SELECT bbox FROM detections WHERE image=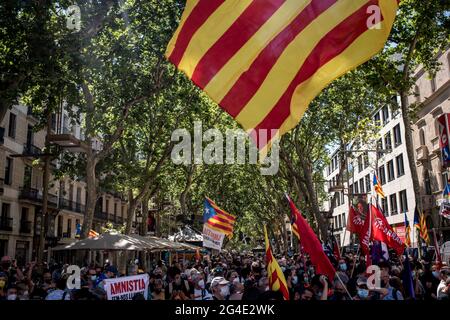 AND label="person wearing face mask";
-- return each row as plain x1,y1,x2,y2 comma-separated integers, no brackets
353,276,372,300
6,285,18,301
210,276,230,300
166,271,193,299
229,277,244,300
